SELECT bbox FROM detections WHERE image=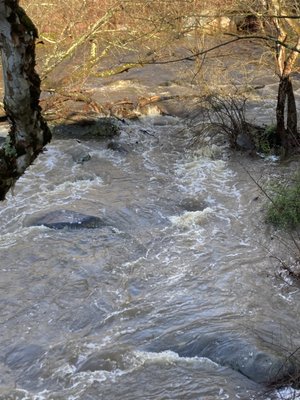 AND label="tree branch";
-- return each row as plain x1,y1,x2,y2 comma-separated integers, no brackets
129,32,300,68
41,5,120,78
144,37,242,65
224,32,300,53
